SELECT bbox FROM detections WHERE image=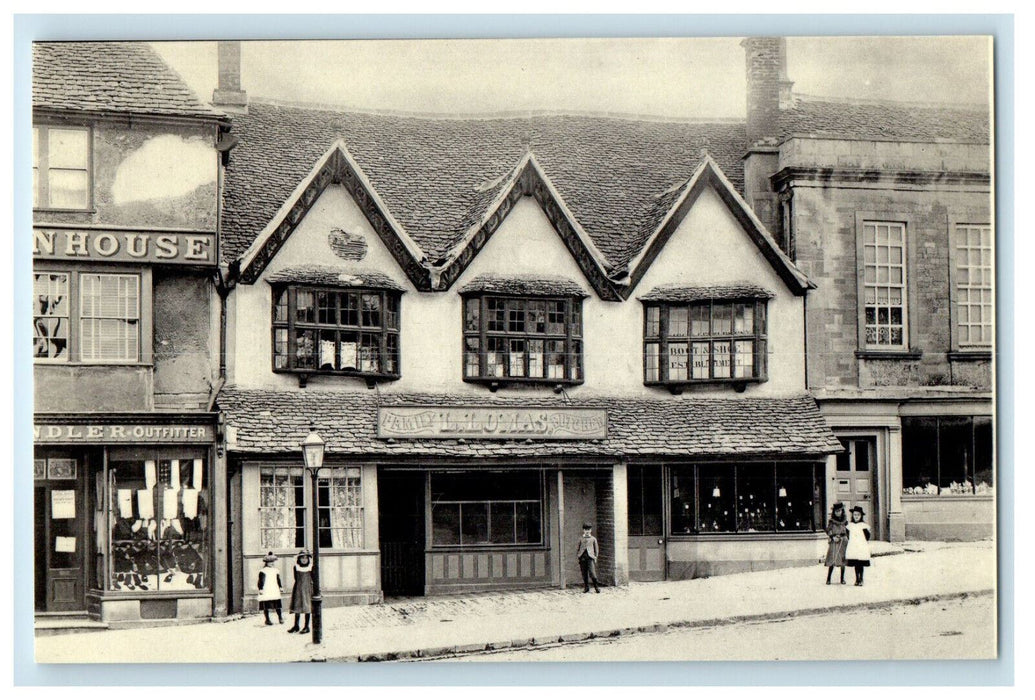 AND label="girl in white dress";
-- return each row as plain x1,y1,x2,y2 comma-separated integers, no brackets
845,505,872,586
